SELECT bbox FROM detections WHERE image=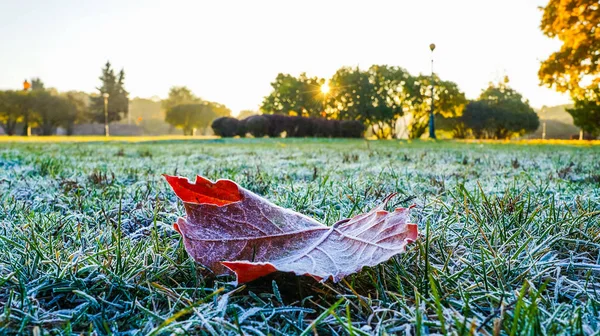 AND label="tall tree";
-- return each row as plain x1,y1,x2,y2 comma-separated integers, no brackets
261,73,325,117
89,61,129,123
539,0,600,135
